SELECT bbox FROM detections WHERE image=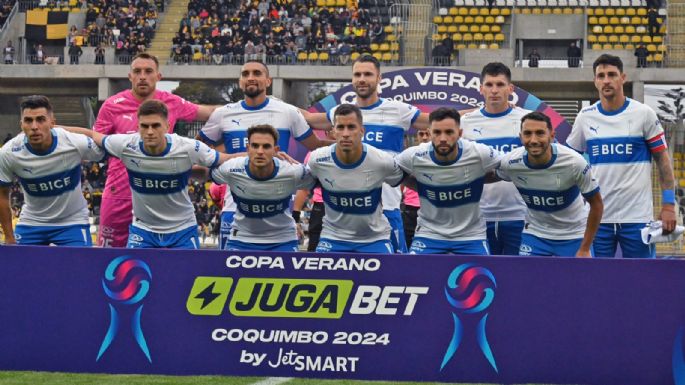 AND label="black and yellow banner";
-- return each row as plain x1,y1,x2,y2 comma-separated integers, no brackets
25,10,68,40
